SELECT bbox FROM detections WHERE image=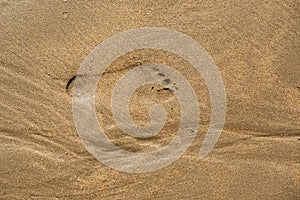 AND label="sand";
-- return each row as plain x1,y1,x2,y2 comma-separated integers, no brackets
0,0,299,199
